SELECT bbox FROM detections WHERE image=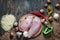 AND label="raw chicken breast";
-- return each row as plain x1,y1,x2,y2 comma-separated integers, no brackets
28,17,41,38
19,16,33,31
